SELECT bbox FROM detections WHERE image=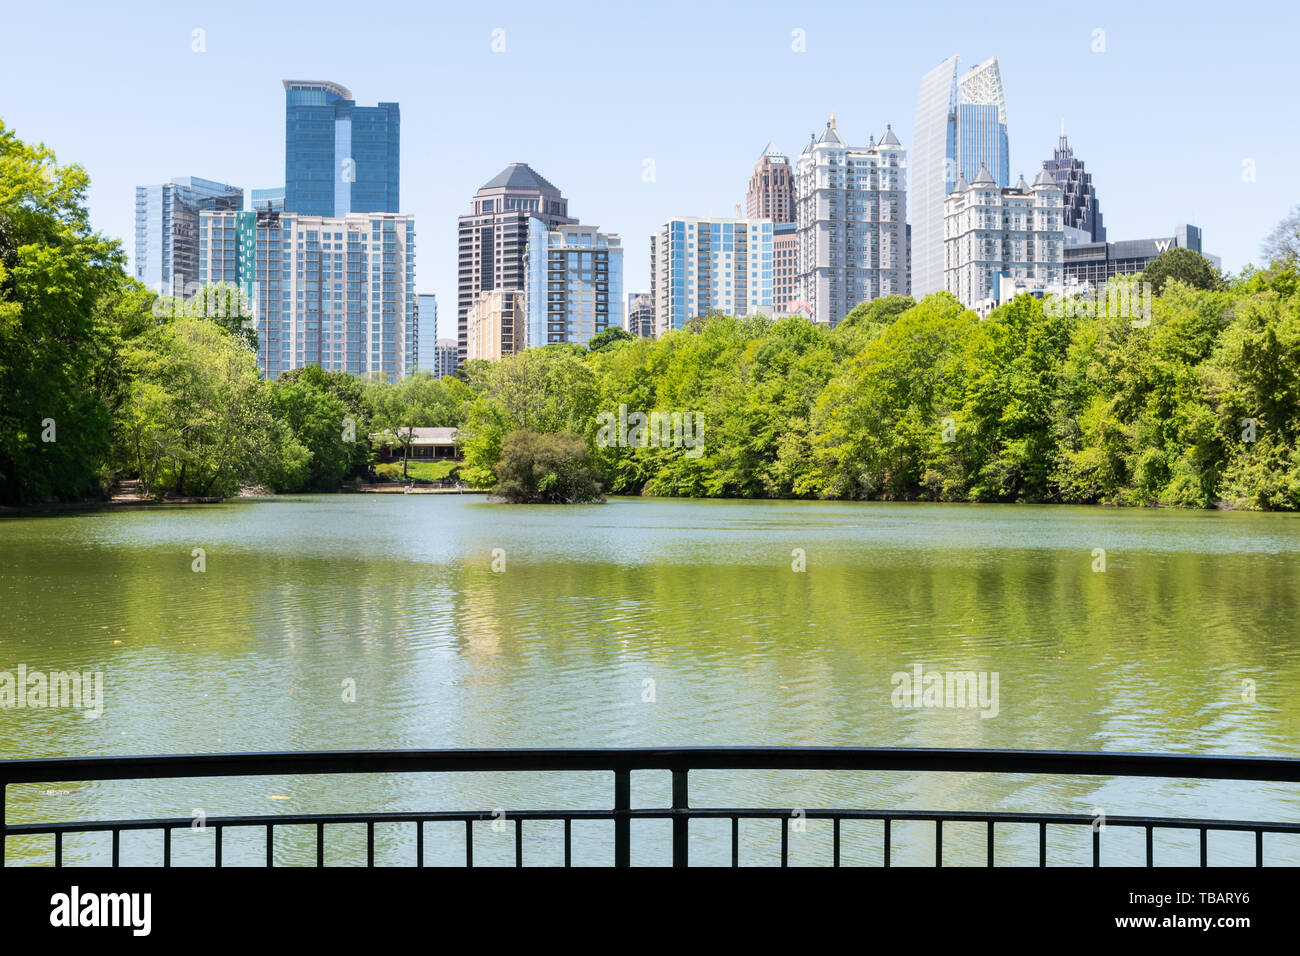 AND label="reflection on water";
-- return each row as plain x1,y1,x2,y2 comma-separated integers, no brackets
1,497,1298,865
